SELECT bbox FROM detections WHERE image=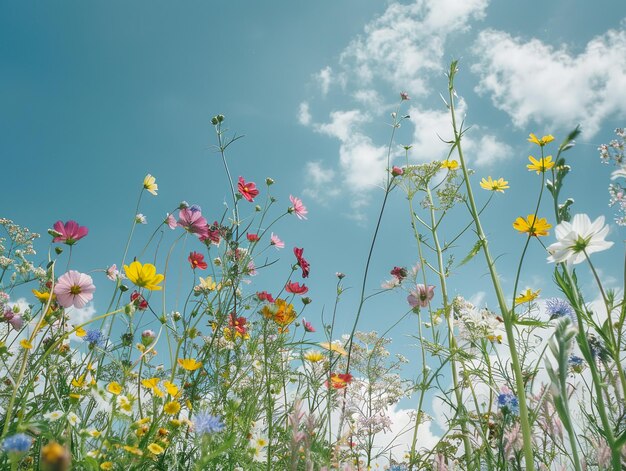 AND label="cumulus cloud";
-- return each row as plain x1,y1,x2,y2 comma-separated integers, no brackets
315,66,335,96
472,23,626,136
298,102,312,126
303,161,339,203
